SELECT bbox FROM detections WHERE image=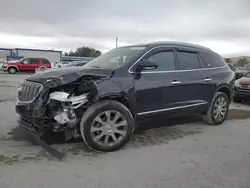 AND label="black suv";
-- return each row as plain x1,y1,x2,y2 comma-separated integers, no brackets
16,42,235,153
